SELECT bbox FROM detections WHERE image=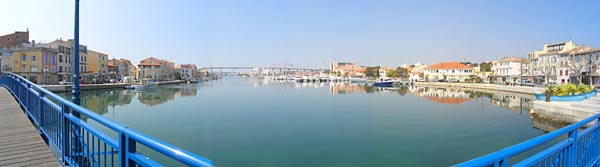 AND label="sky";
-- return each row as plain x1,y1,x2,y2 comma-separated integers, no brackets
2,0,600,69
